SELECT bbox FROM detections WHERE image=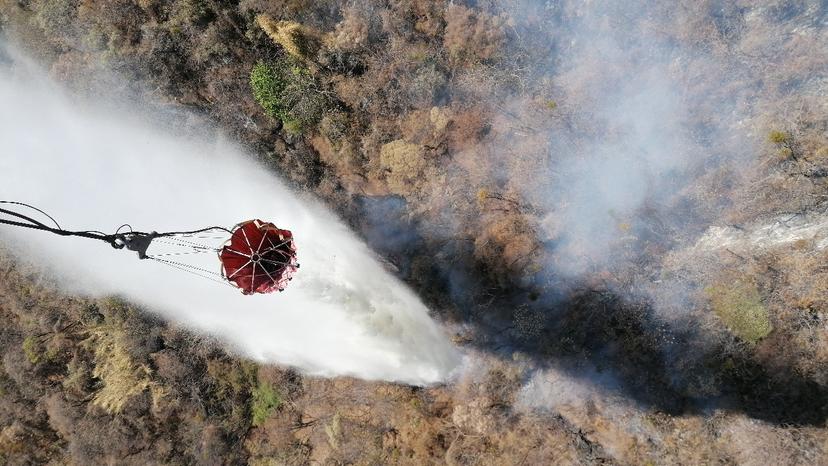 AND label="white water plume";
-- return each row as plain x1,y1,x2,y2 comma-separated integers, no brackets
0,44,460,385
